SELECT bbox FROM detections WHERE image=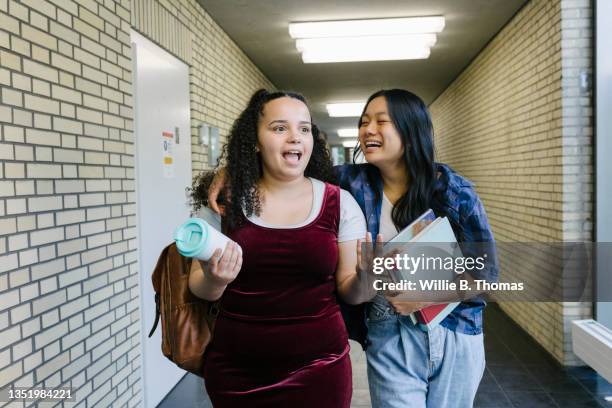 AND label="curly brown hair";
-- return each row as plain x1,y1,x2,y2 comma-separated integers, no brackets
190,89,335,229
